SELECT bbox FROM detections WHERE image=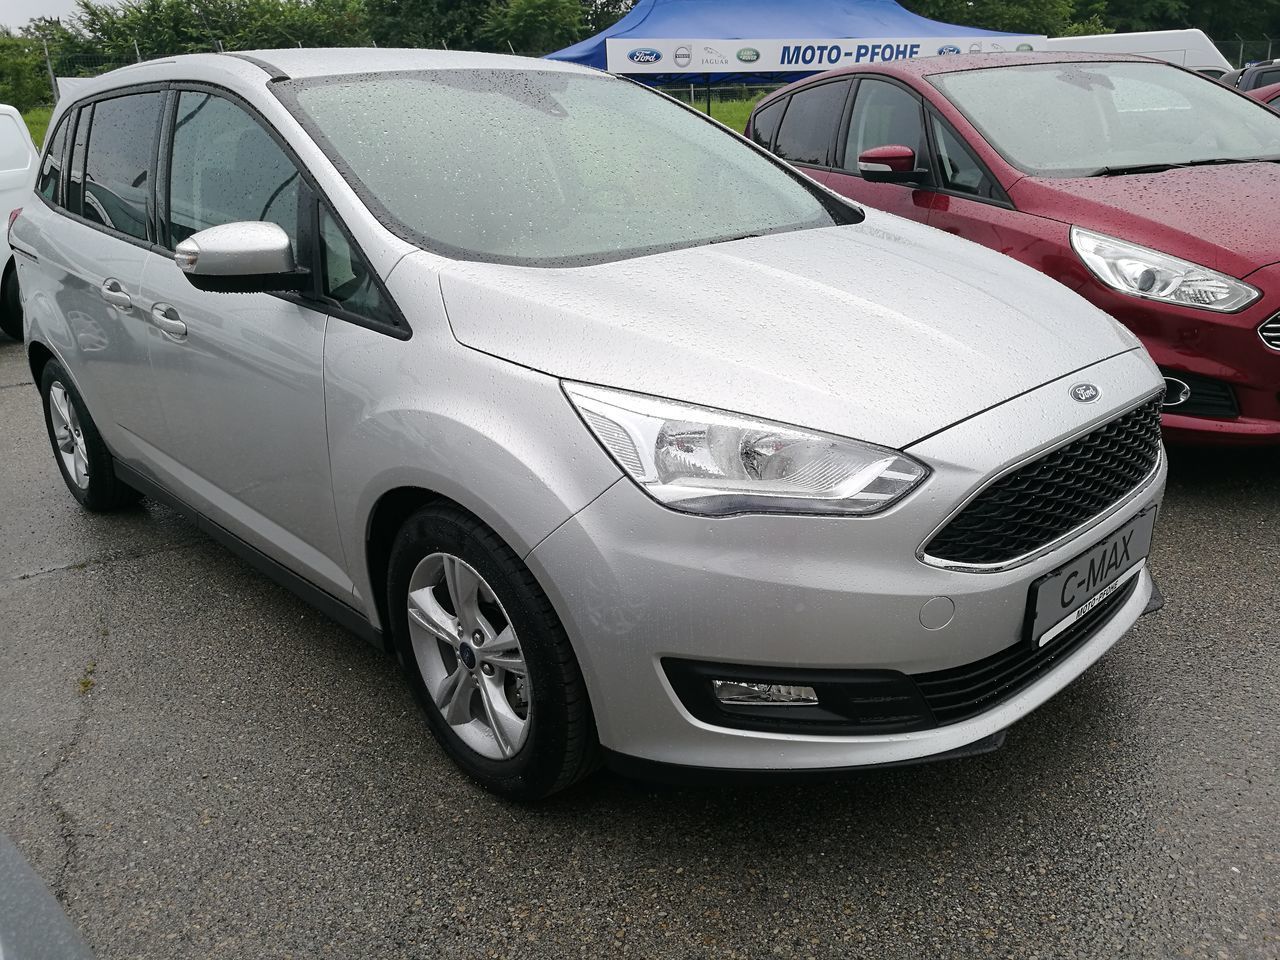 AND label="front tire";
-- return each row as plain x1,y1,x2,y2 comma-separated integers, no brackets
40,360,138,511
0,260,22,342
387,504,599,799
